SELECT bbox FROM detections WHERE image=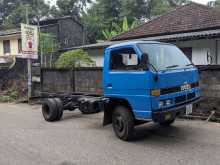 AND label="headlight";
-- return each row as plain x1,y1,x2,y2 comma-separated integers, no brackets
159,101,165,108
151,89,161,96
159,99,172,108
